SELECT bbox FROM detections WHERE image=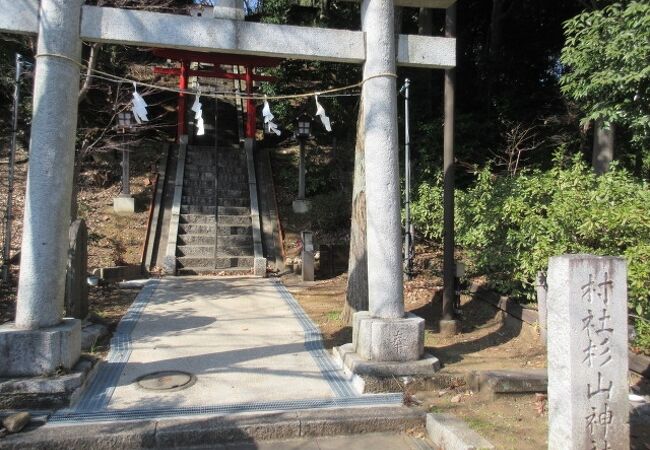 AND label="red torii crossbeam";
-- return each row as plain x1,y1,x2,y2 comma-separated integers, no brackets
152,49,282,140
